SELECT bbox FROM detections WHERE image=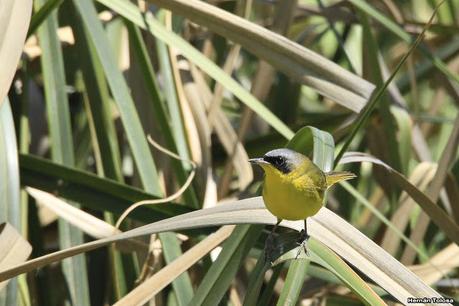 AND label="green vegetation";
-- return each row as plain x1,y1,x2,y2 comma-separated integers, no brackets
0,0,458,305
